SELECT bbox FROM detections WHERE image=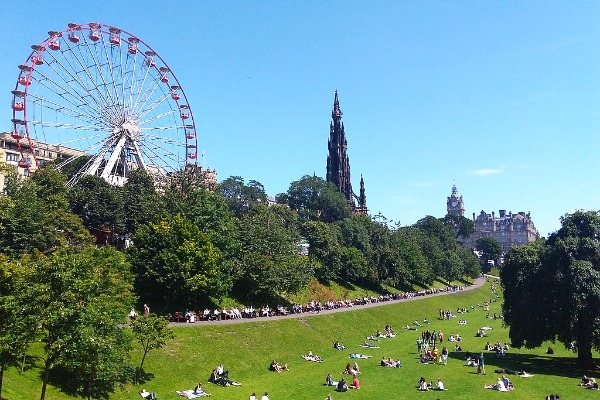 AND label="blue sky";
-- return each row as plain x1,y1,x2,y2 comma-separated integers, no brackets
1,1,599,237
